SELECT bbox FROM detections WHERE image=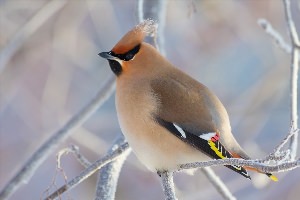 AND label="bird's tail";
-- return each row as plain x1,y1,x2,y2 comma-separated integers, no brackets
230,151,278,182
225,165,251,180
